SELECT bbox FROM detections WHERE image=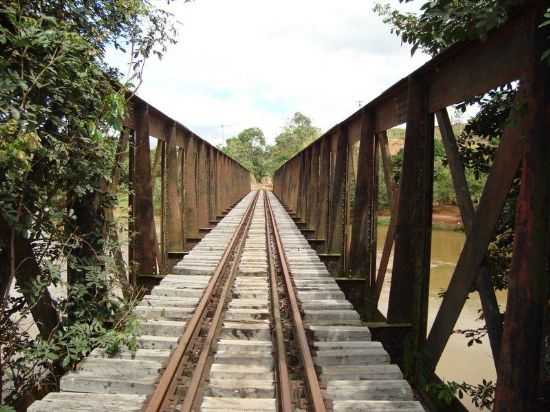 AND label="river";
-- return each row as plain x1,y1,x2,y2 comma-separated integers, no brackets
376,226,506,411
